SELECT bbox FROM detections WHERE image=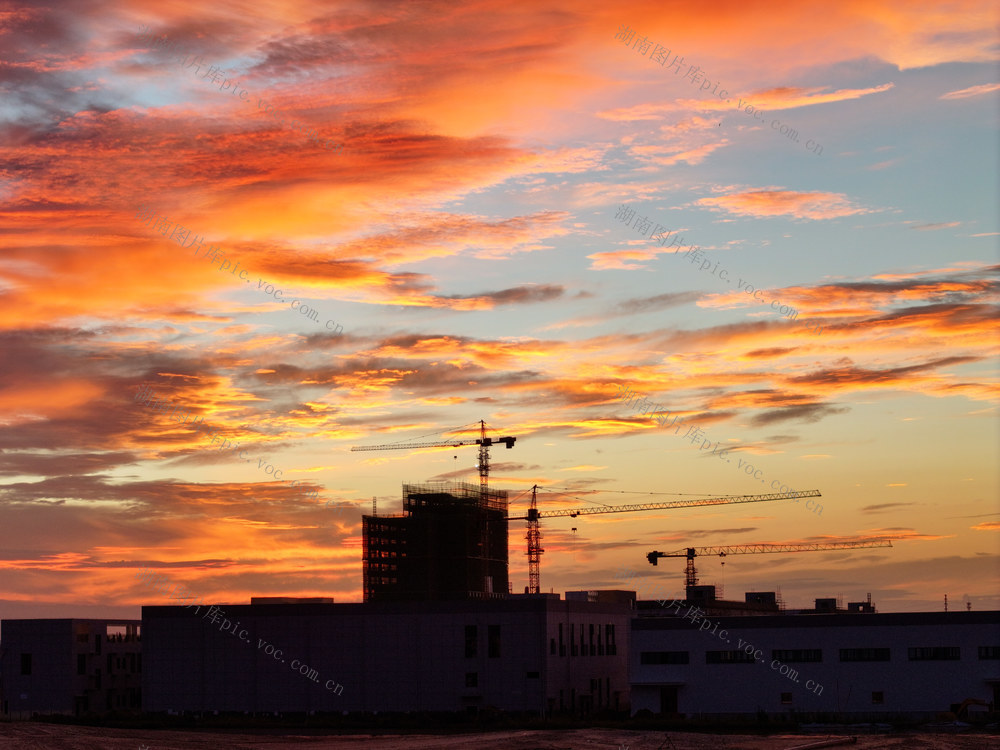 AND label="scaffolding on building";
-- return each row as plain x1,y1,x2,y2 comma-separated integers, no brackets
402,481,508,513
362,482,510,602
